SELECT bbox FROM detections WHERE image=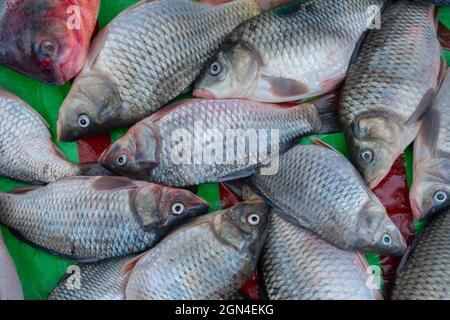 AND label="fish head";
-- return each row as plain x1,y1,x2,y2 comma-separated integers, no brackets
348,113,403,189
0,0,99,84
193,41,260,99
131,183,209,233
217,200,269,260
356,198,407,256
99,123,160,179
410,159,450,221
57,72,124,141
